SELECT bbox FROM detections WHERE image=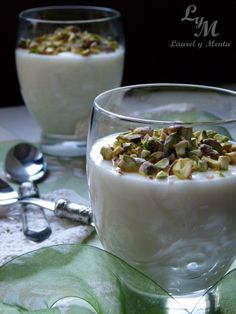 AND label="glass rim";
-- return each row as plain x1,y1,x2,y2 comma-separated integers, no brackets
94,83,236,126
19,5,121,24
